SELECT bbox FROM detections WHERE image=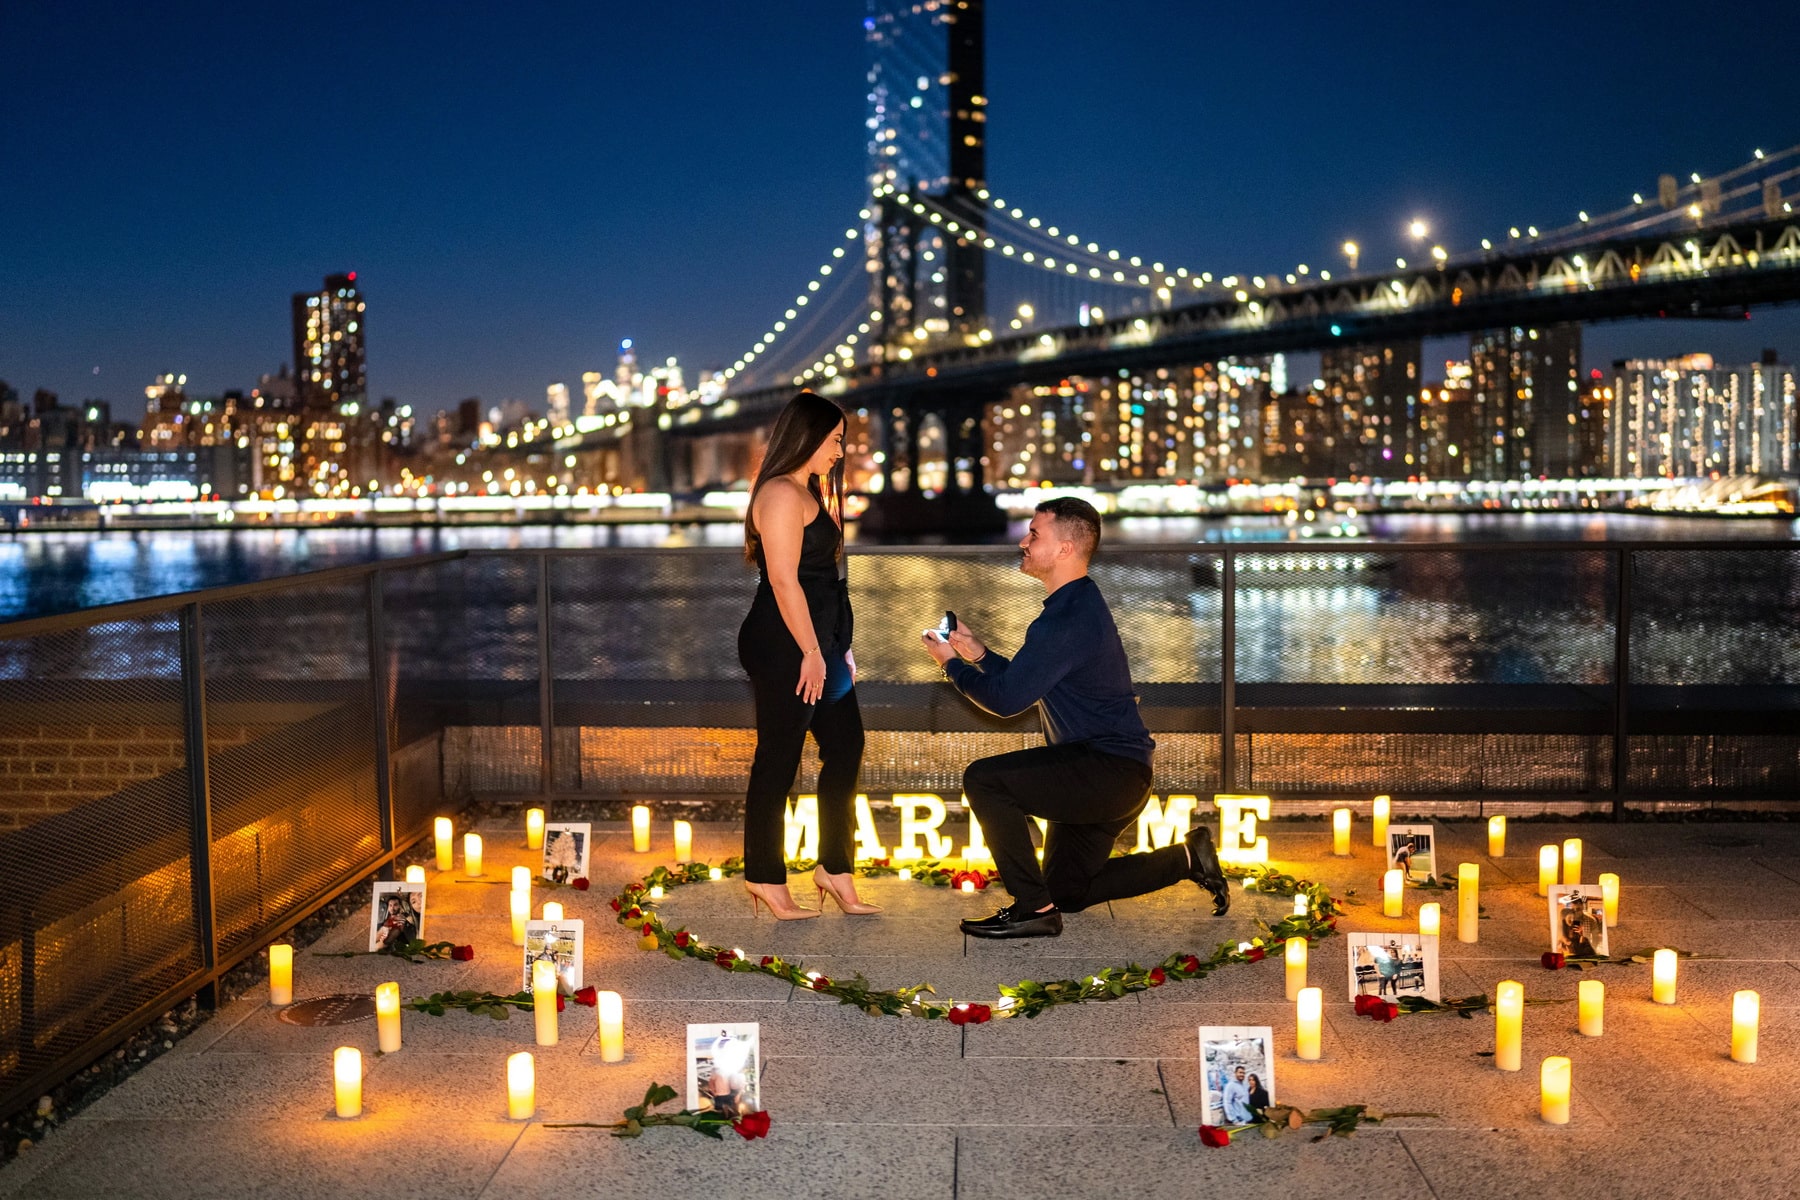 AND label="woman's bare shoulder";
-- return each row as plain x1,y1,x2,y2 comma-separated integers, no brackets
752,478,811,523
